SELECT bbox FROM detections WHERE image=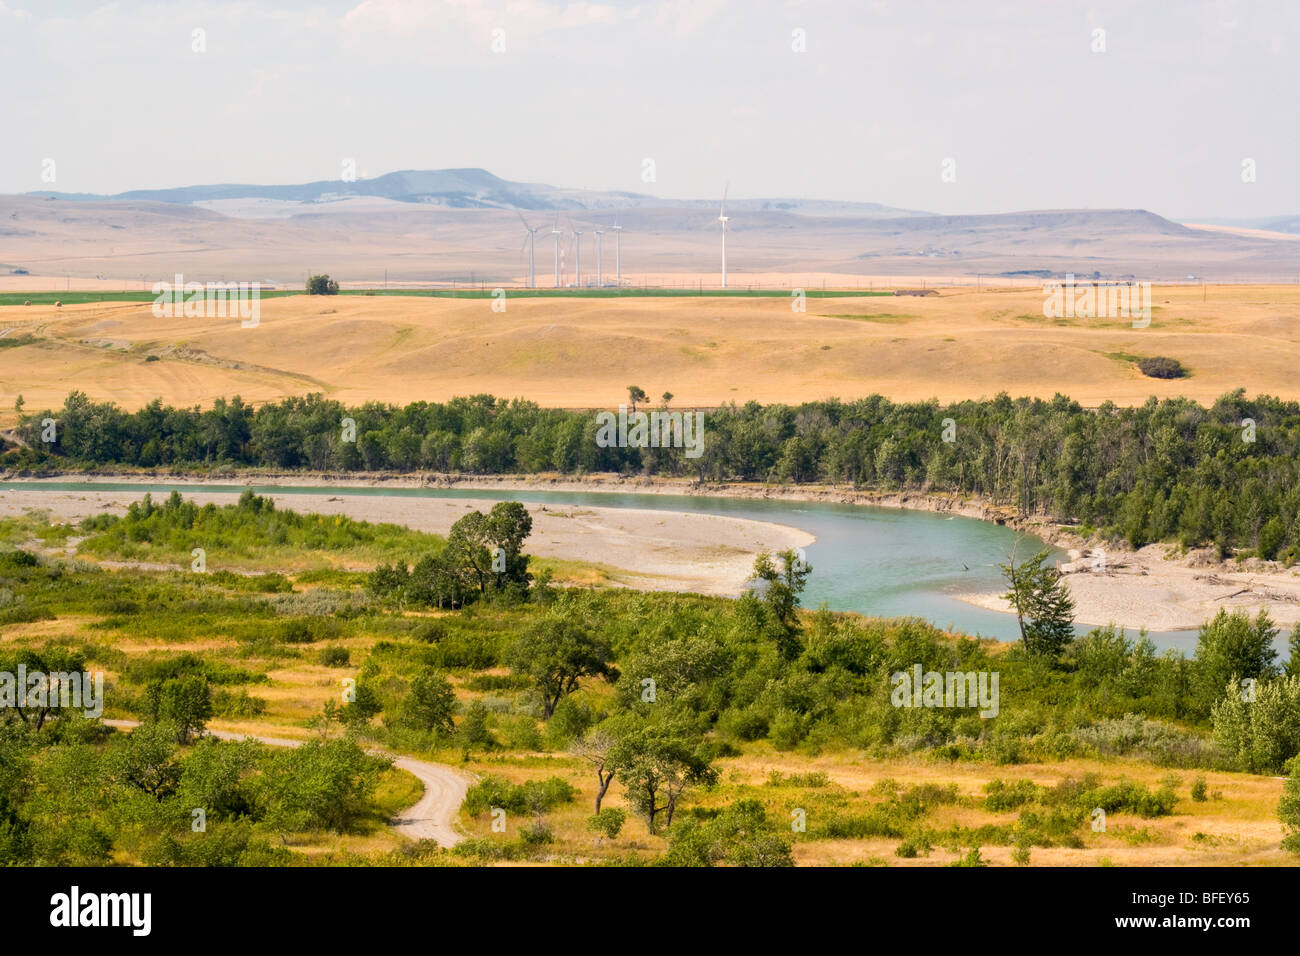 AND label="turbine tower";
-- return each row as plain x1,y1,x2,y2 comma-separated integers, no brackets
717,184,730,290
612,222,623,286
572,227,583,288
593,229,605,287
550,214,563,288
518,212,540,289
